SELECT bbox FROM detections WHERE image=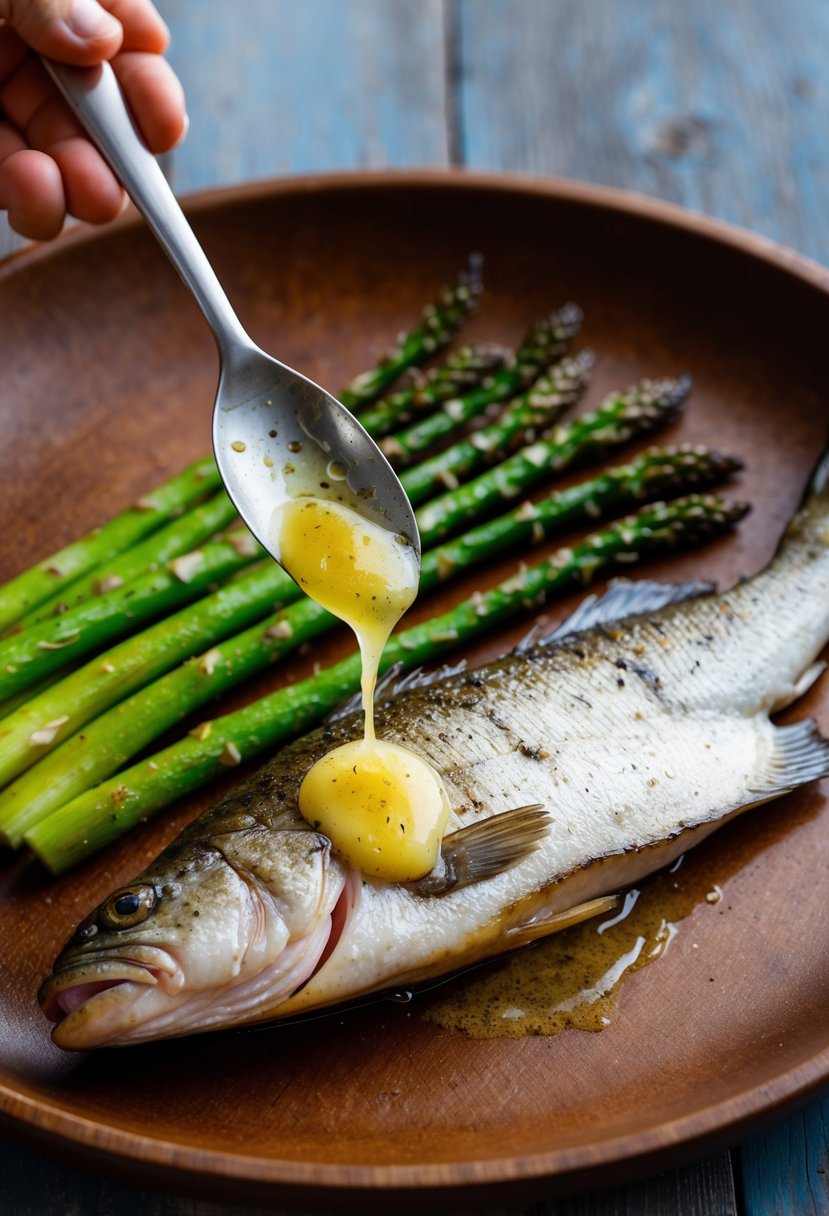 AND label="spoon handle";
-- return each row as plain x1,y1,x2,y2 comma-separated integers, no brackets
41,58,250,358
